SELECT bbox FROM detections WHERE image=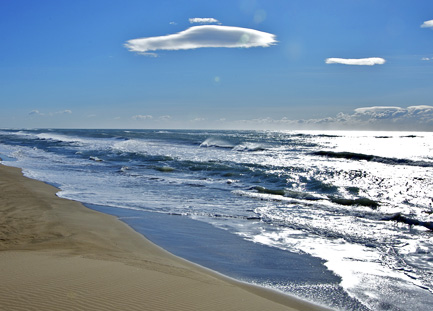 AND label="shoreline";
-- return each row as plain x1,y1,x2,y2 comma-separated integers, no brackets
0,164,331,311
